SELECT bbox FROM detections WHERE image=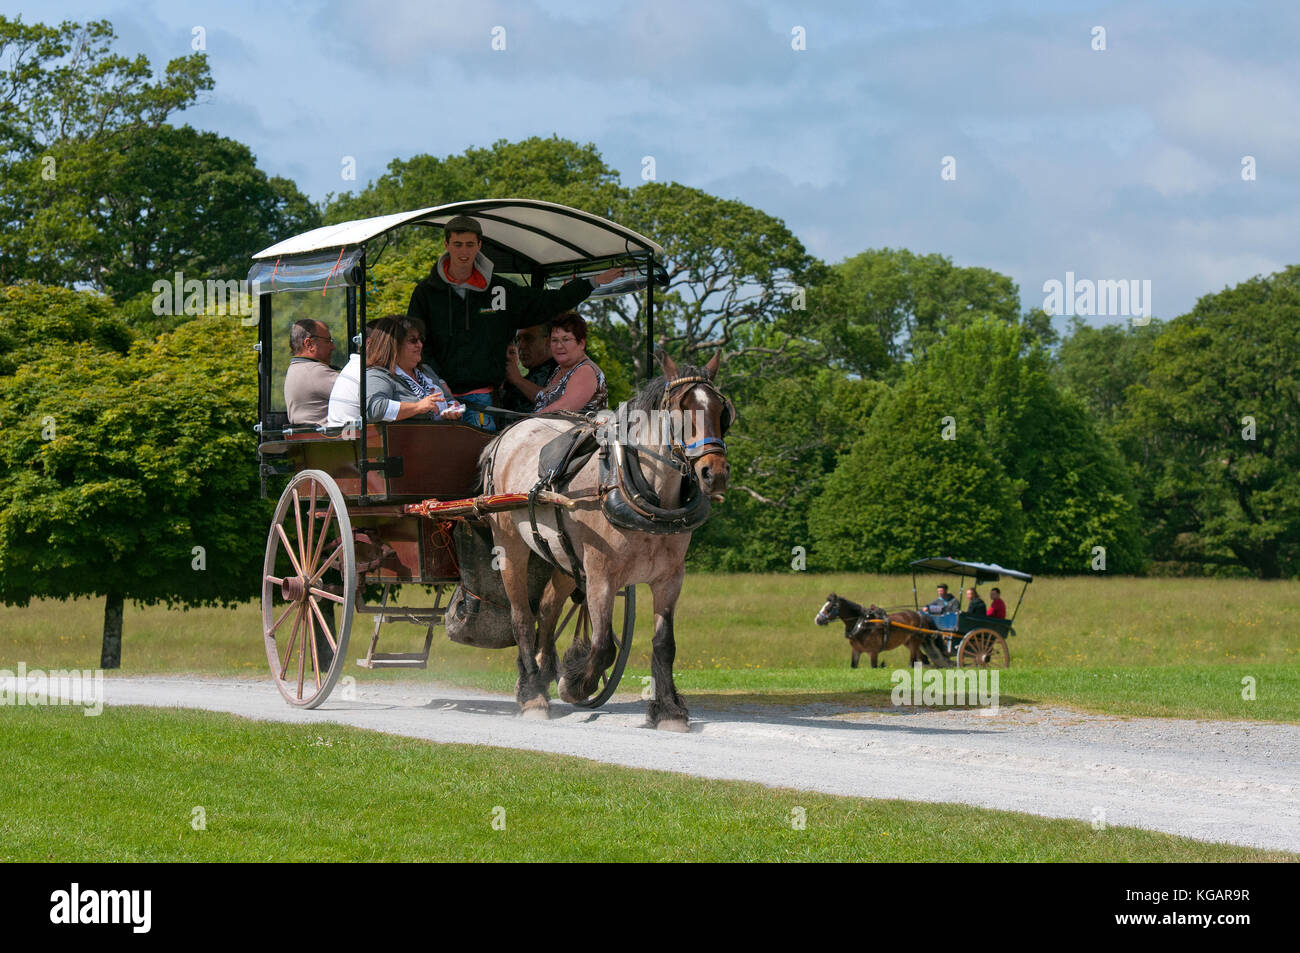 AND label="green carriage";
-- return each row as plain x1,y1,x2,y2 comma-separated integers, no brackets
909,556,1032,668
